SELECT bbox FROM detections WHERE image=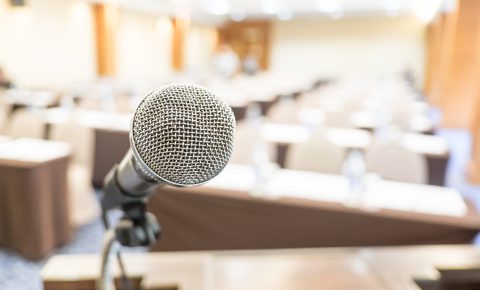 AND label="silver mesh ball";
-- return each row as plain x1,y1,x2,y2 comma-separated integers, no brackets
131,83,236,186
